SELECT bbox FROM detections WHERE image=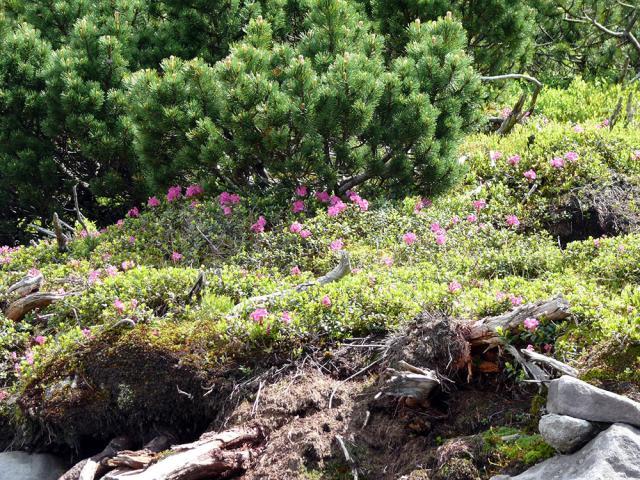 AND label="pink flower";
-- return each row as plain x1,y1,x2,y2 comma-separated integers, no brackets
573,124,584,133
290,222,303,234
82,328,92,338
251,216,267,233
24,351,34,365
350,194,369,212
106,265,118,277
550,157,565,169
510,295,523,306
223,206,233,216
500,106,512,118
295,185,308,197
508,154,521,166
526,344,535,352
130,299,138,310
414,198,432,213
171,251,183,263
113,298,126,314
330,239,344,251
448,281,462,294
121,260,135,271
34,335,46,345
601,119,610,127
219,192,241,206
167,186,182,202
0,390,8,402
430,222,443,234
127,207,140,218
544,343,553,353
327,201,347,217
403,232,417,245
28,268,41,277
250,308,269,323
450,215,460,225
329,195,342,206
594,238,601,248
523,317,539,331
472,199,487,211
129,236,136,245
496,291,506,301
116,219,125,228
523,169,537,181
435,233,447,245
633,150,640,161
321,295,332,307
185,184,204,198
382,256,394,267
315,191,331,203
79,229,88,238
564,151,579,162
281,311,292,324
506,214,520,228
87,270,101,284
290,266,302,276
300,229,312,239
292,200,306,214
489,150,503,162
148,196,161,208
467,214,477,223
